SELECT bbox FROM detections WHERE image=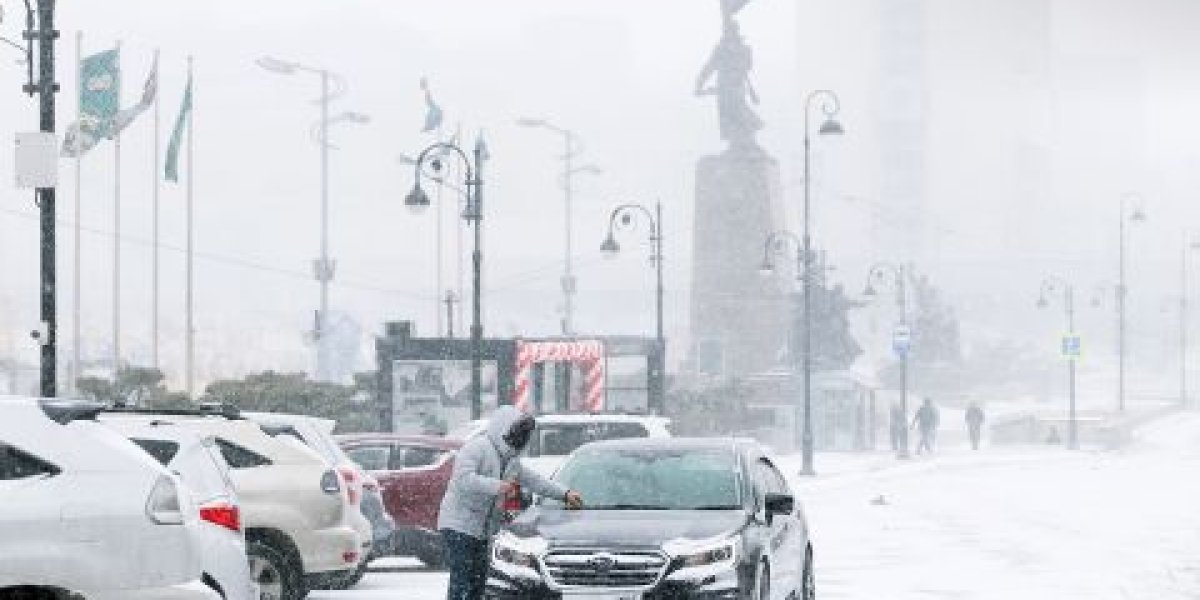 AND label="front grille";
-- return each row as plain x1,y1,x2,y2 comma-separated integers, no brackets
543,549,668,589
